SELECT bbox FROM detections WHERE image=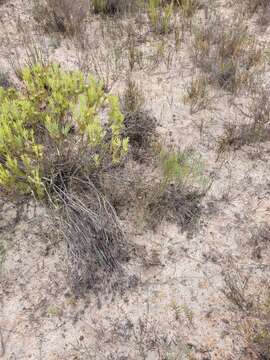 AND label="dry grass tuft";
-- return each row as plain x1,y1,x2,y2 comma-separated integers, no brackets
223,267,252,311
250,310,270,360
124,111,157,161
240,0,269,15
177,0,201,18
53,176,128,294
144,183,203,231
183,74,214,114
122,78,145,114
251,223,270,260
0,71,11,89
121,78,158,161
134,149,209,231
71,313,190,359
33,0,89,35
223,266,270,359
92,0,134,14
191,15,263,92
218,84,270,152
